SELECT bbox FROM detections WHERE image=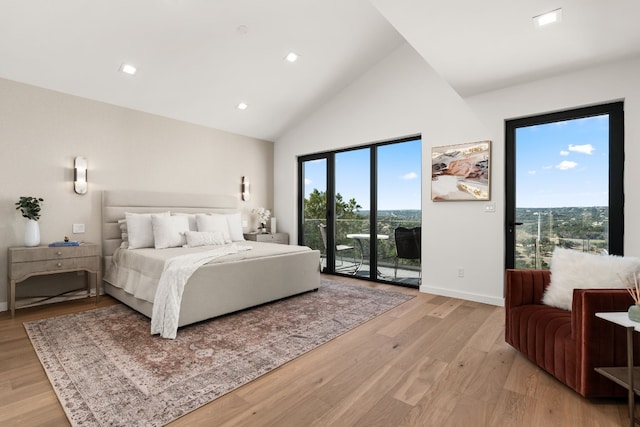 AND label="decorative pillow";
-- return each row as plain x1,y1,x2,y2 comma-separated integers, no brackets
542,247,640,311
171,213,200,231
184,231,226,247
225,212,245,241
117,219,129,249
196,214,231,243
125,212,170,249
151,215,190,249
